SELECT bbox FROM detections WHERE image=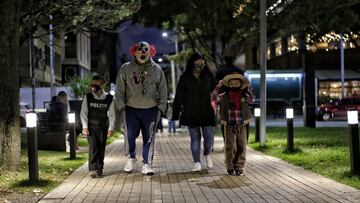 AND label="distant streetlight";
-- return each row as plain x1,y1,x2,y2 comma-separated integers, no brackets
340,33,345,98
49,15,55,97
68,112,76,159
347,110,359,175
26,112,39,183
162,31,179,99
286,108,294,152
110,83,115,96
